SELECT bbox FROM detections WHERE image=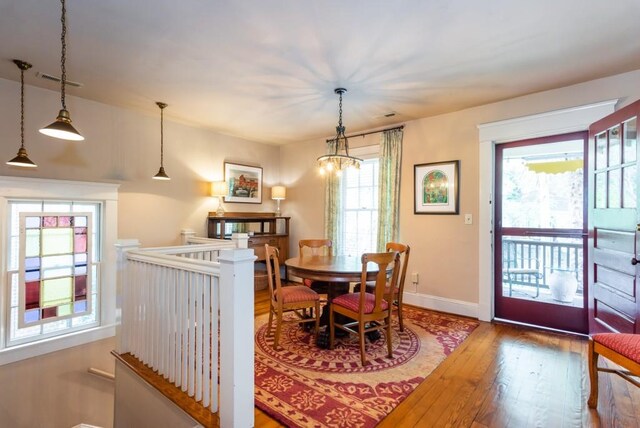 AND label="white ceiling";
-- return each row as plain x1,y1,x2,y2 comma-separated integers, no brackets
1,0,639,144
